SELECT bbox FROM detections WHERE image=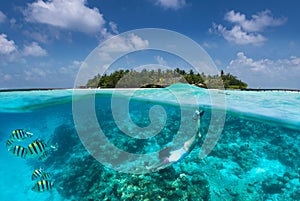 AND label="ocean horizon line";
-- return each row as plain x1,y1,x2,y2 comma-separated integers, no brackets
1,86,300,92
